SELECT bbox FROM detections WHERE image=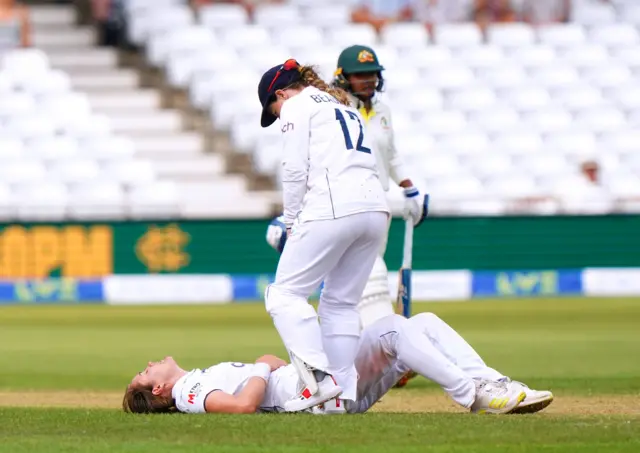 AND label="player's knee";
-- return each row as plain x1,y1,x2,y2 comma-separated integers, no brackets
265,284,306,315
411,312,441,327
